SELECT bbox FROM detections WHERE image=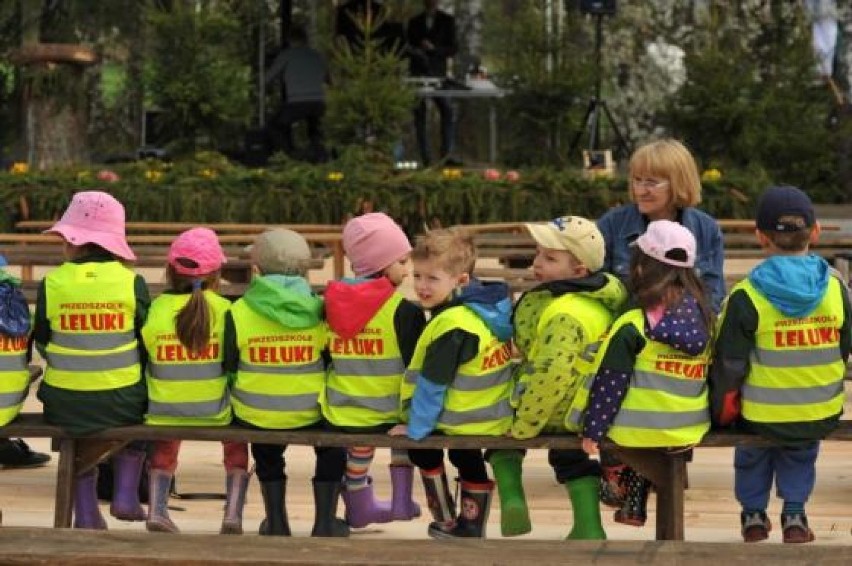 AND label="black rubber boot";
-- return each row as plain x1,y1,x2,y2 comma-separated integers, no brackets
310,480,350,537
259,479,291,536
